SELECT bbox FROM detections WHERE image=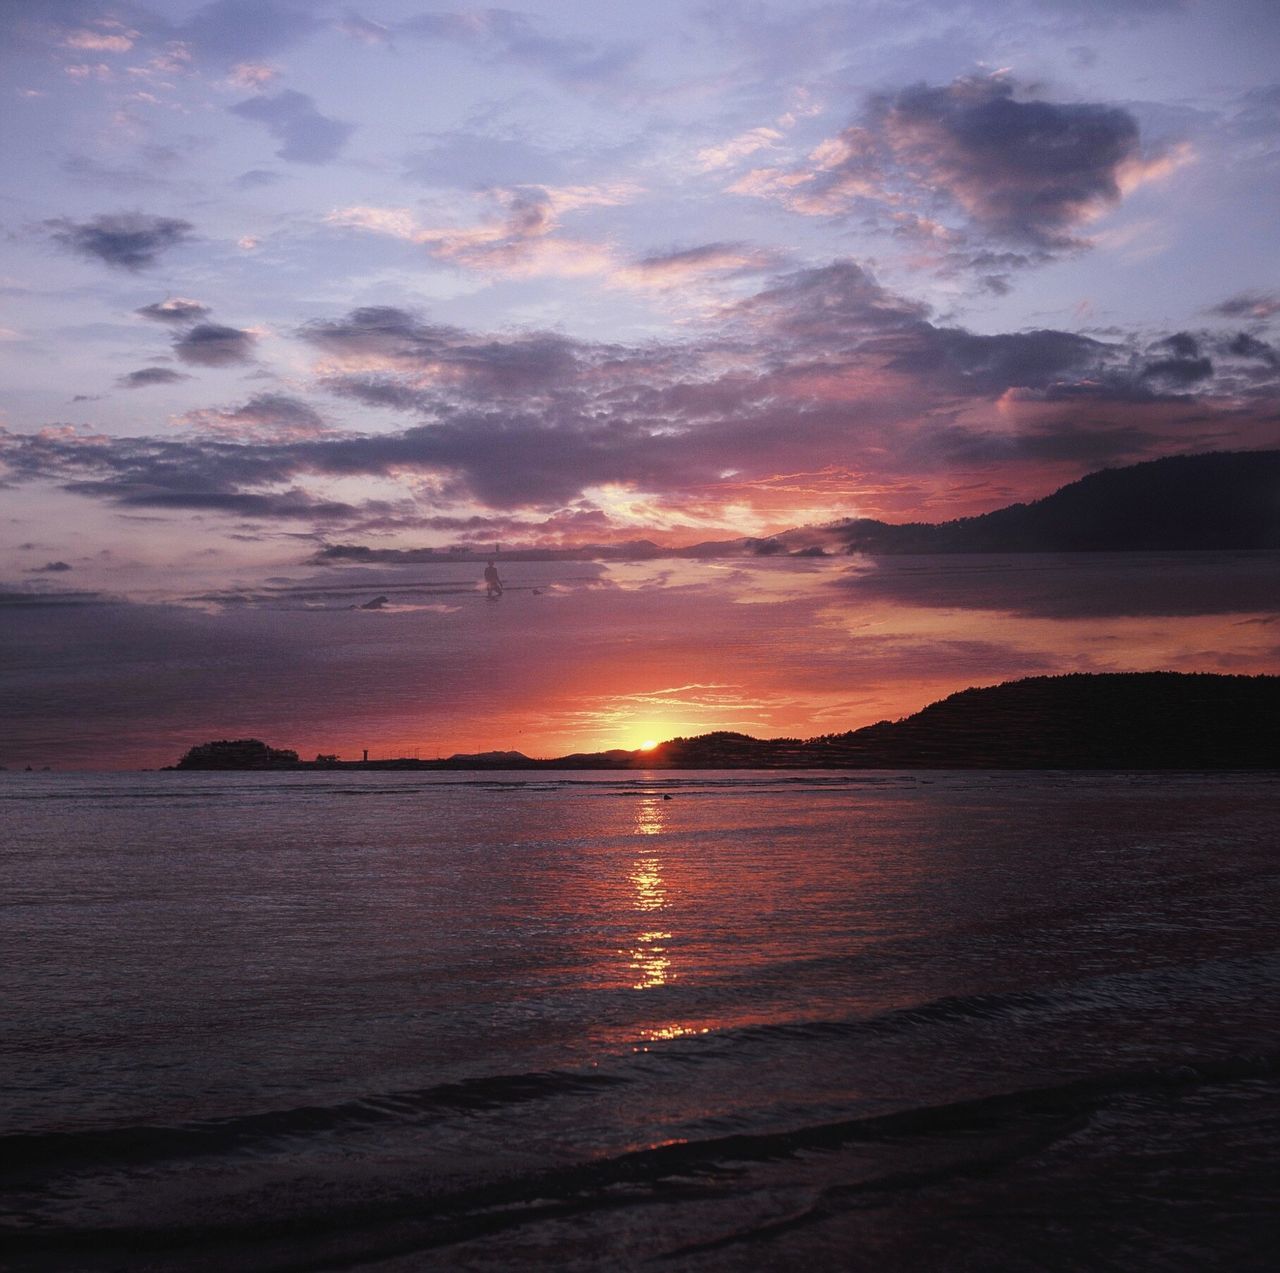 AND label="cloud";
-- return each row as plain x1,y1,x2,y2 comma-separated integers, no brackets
843,552,1280,620
874,75,1142,245
230,90,353,164
63,25,138,53
172,323,256,367
3,263,1275,529
1208,292,1280,321
885,326,1115,393
234,168,282,189
118,367,193,388
301,306,578,397
27,560,73,573
736,73,1172,254
227,61,278,88
179,0,321,66
43,212,194,271
1140,332,1213,386
177,393,329,438
613,242,787,289
696,126,785,171
340,14,392,45
327,184,631,277
392,7,639,92
1225,332,1278,366
136,297,212,325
